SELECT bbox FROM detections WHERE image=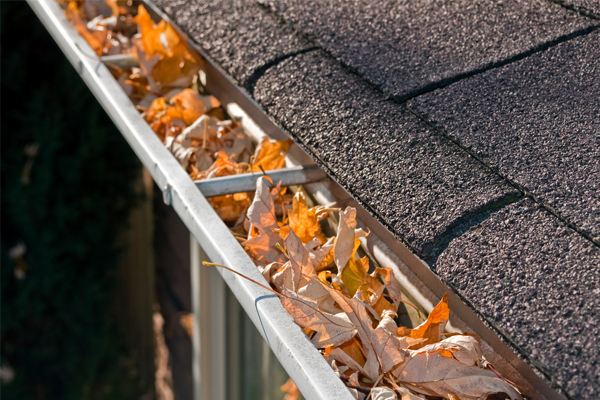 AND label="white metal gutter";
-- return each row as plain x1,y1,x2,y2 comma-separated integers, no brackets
26,1,355,399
